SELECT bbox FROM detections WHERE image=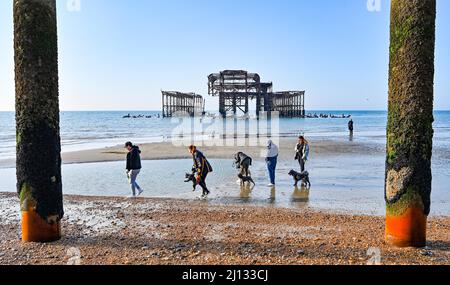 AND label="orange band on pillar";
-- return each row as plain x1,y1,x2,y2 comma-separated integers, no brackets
386,207,426,248
21,209,61,243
